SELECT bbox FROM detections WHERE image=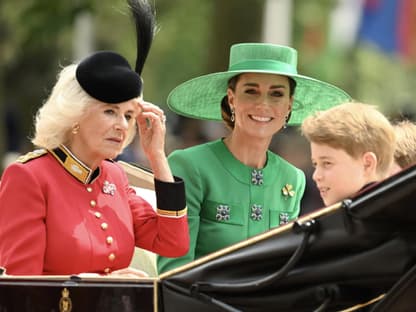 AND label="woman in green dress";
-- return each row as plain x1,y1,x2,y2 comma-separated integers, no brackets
157,43,351,273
